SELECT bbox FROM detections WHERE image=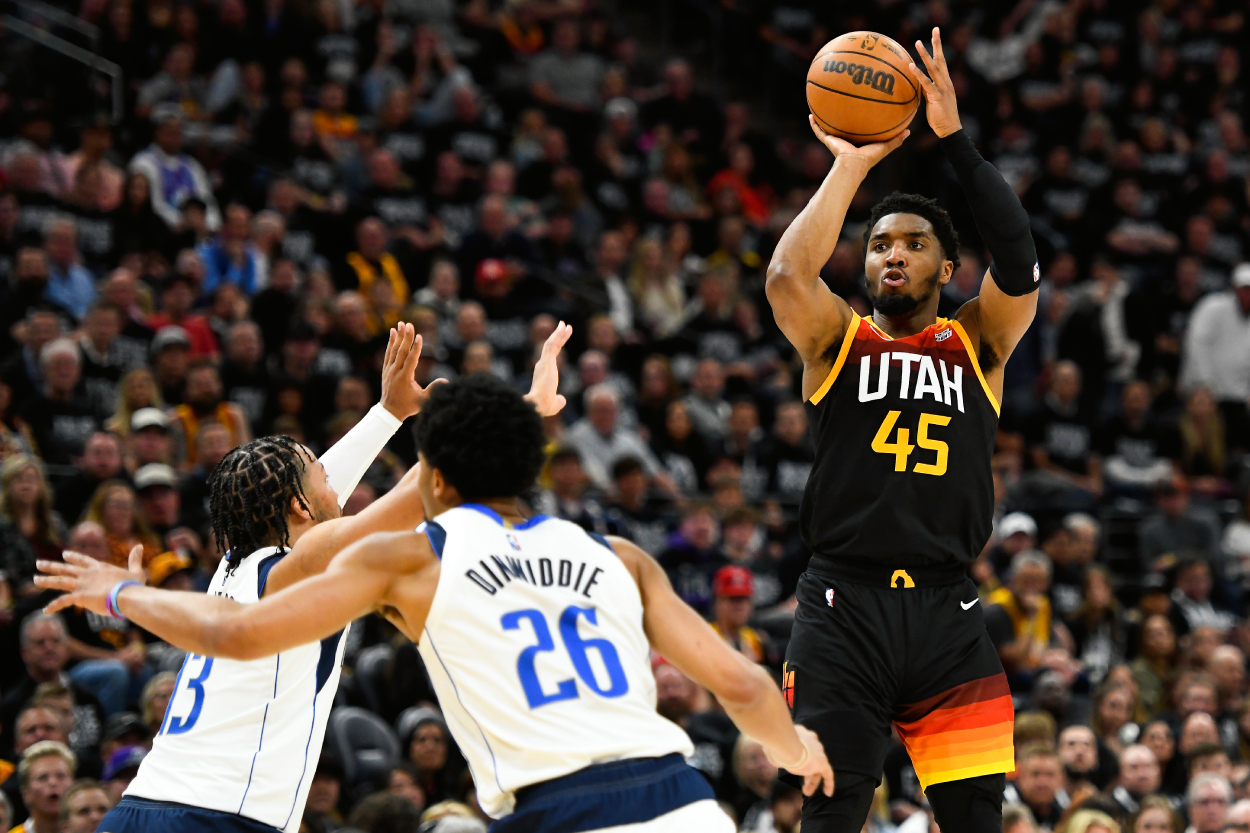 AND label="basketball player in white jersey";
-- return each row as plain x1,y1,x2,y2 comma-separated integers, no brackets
39,372,833,833
50,323,571,833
